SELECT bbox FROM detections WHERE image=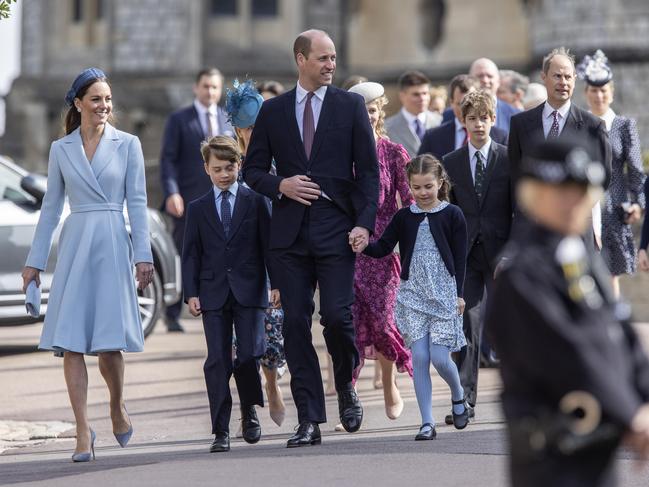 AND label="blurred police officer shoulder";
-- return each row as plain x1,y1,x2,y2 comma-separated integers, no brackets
486,137,649,487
